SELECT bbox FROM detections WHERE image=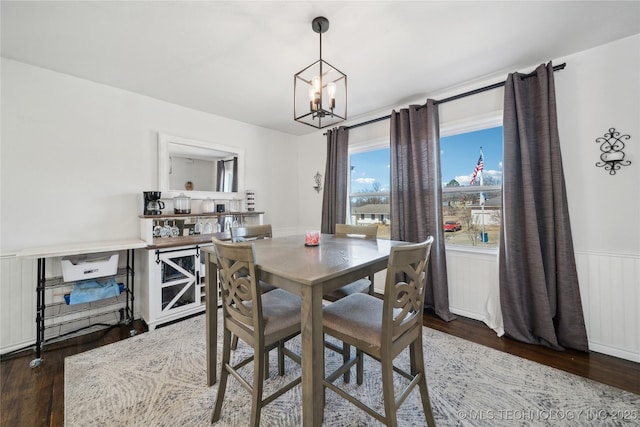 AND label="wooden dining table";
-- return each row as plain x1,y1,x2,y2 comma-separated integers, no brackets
202,233,407,426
